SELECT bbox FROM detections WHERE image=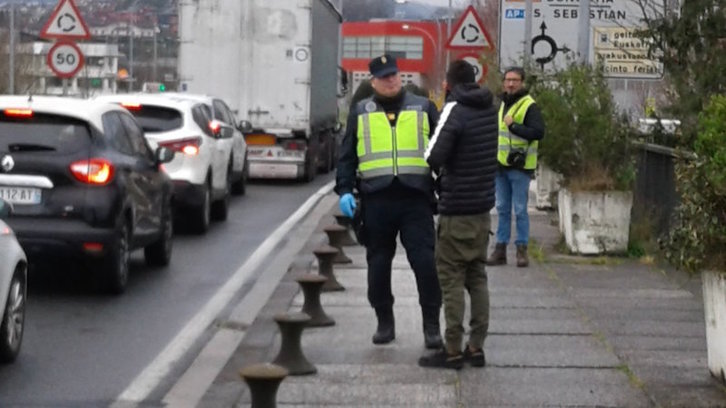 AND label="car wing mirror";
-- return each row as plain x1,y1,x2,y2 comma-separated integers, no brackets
156,146,175,164
238,120,253,133
0,198,14,219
